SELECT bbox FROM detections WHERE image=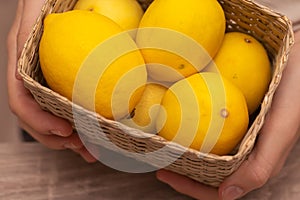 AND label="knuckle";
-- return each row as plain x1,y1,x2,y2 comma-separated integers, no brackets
171,180,195,196
251,166,270,187
247,155,273,187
